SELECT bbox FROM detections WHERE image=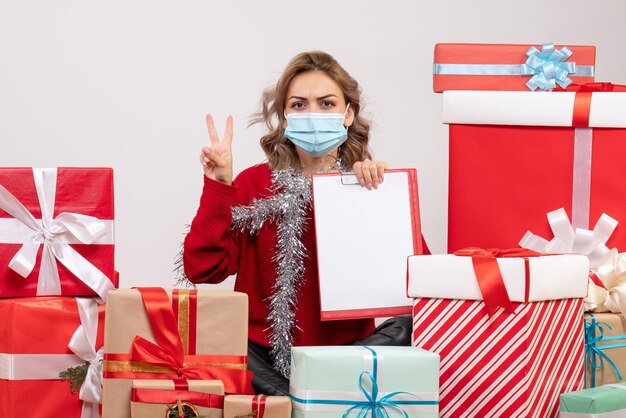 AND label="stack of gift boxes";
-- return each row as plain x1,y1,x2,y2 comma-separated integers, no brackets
0,169,294,418
102,287,293,418
407,42,626,416
0,168,116,417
